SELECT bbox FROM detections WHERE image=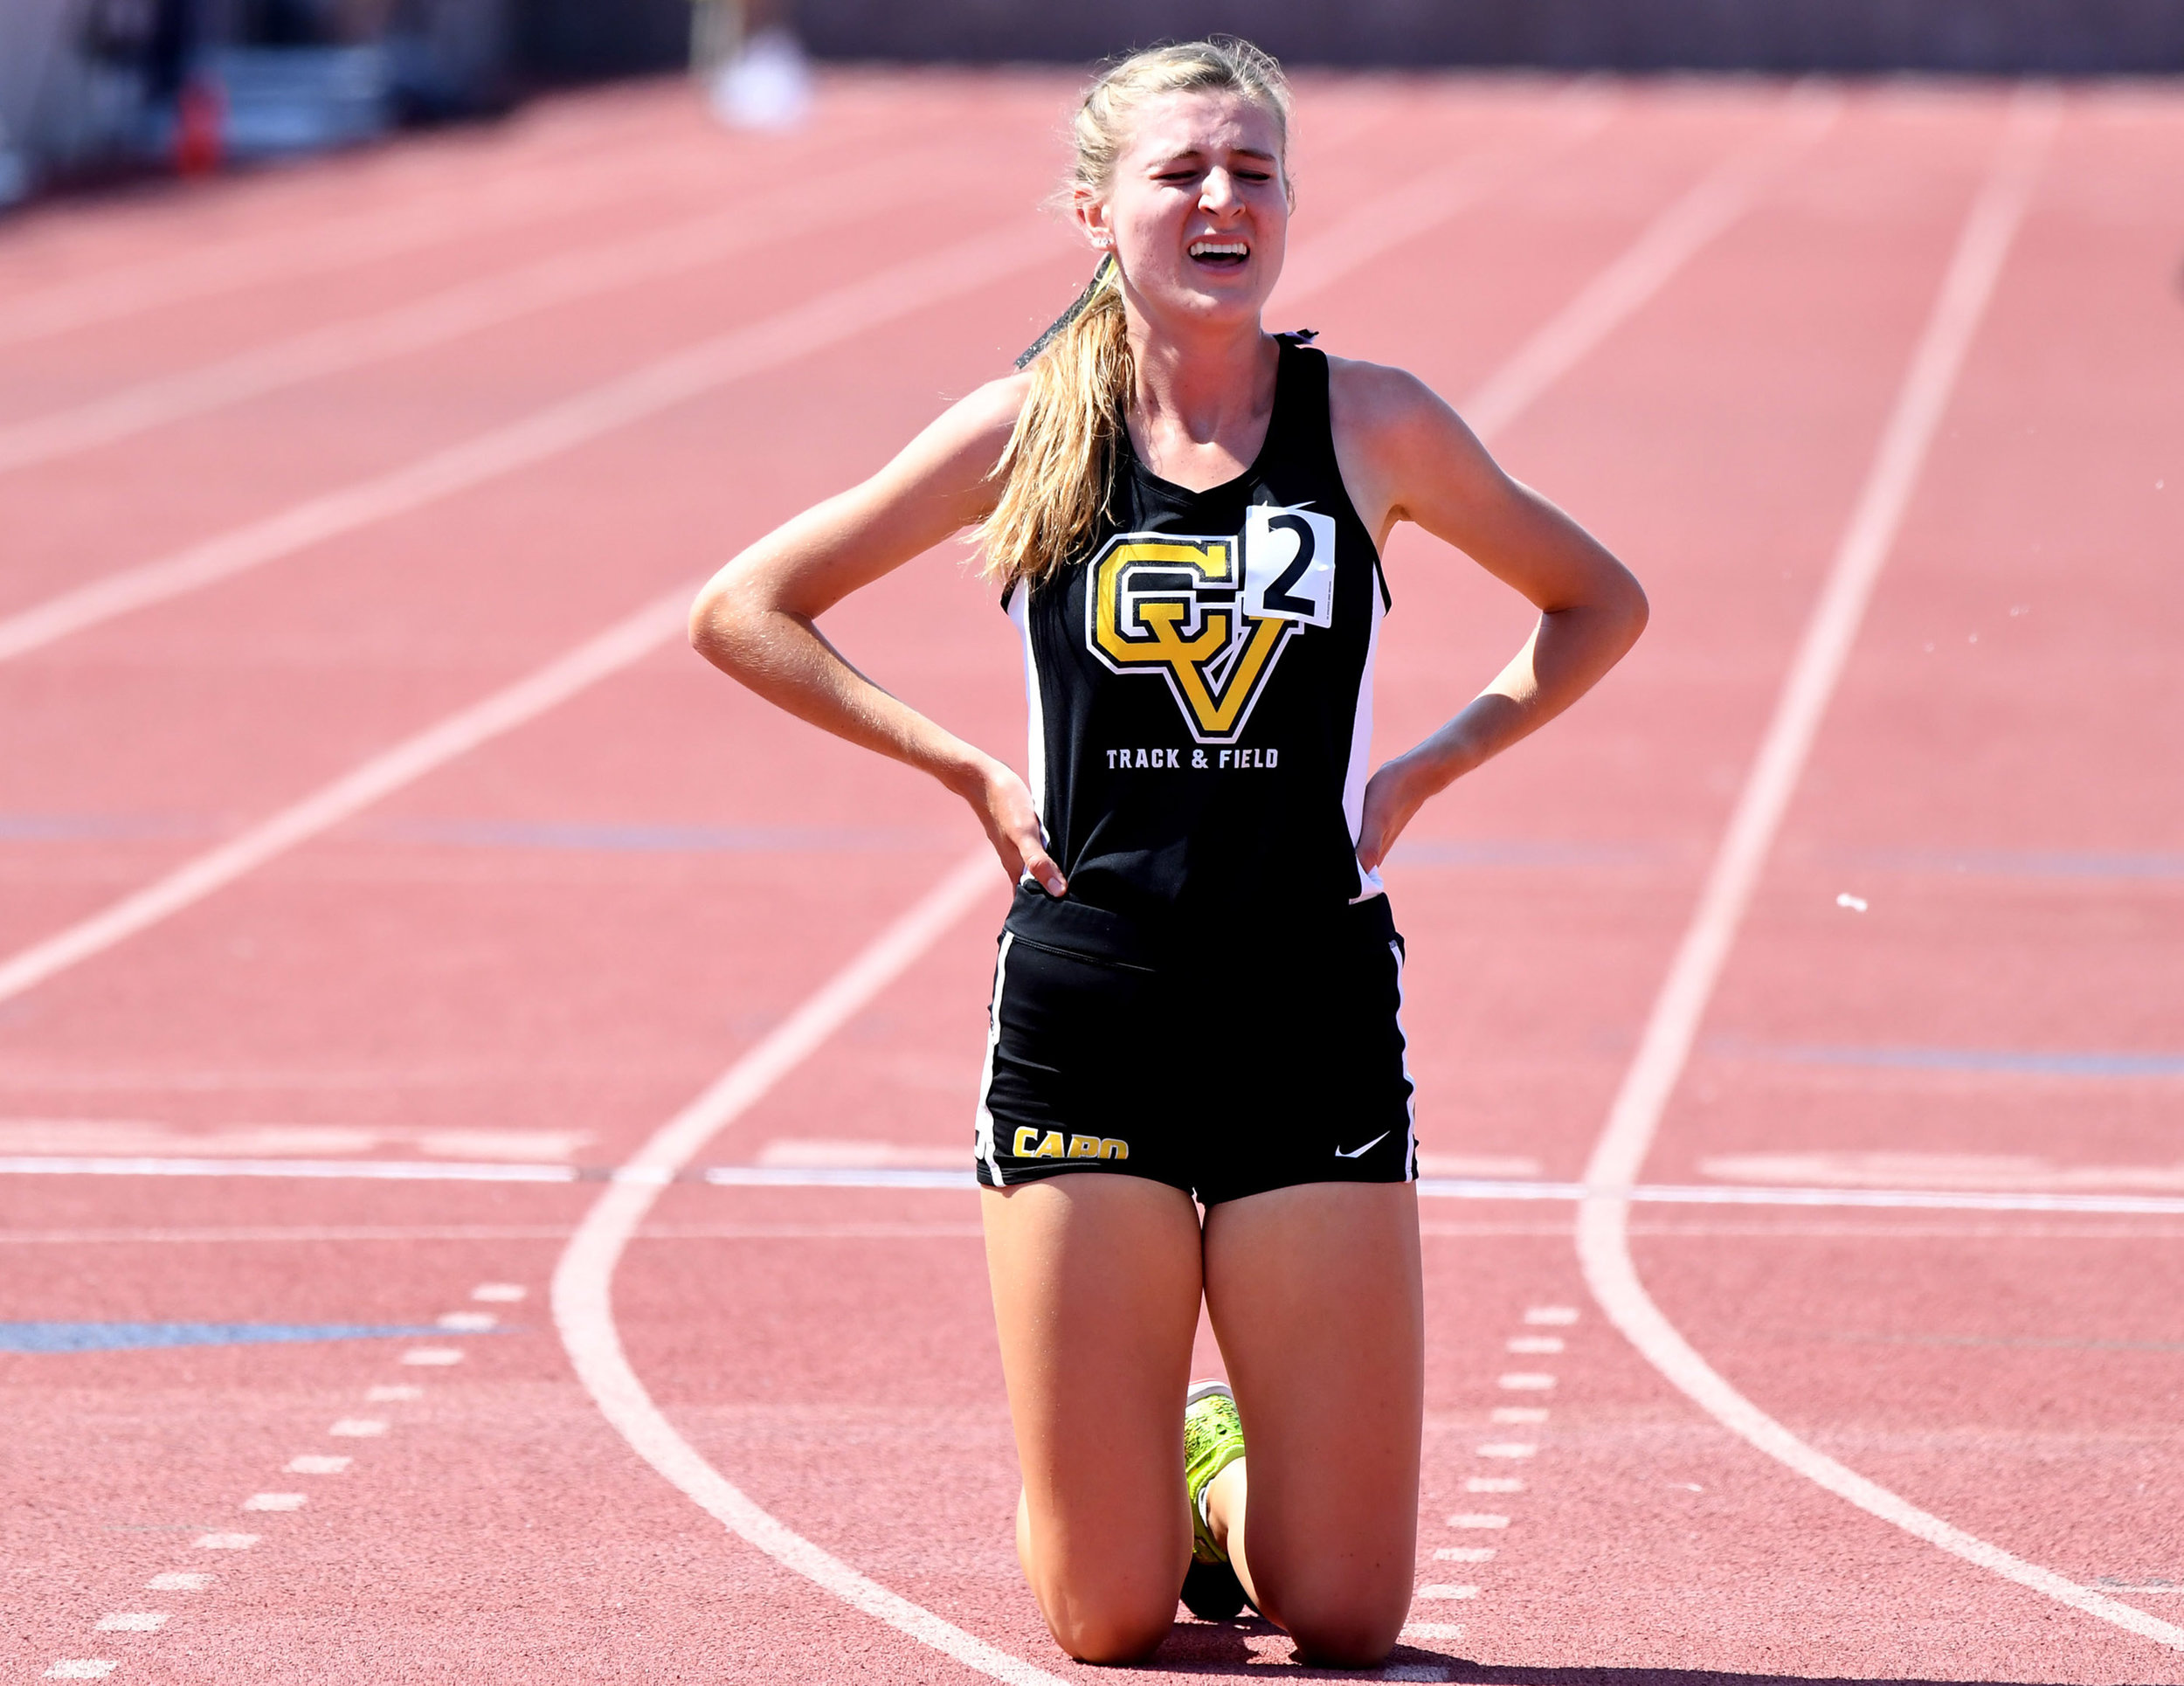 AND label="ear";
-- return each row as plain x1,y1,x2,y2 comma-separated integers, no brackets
1070,185,1114,252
